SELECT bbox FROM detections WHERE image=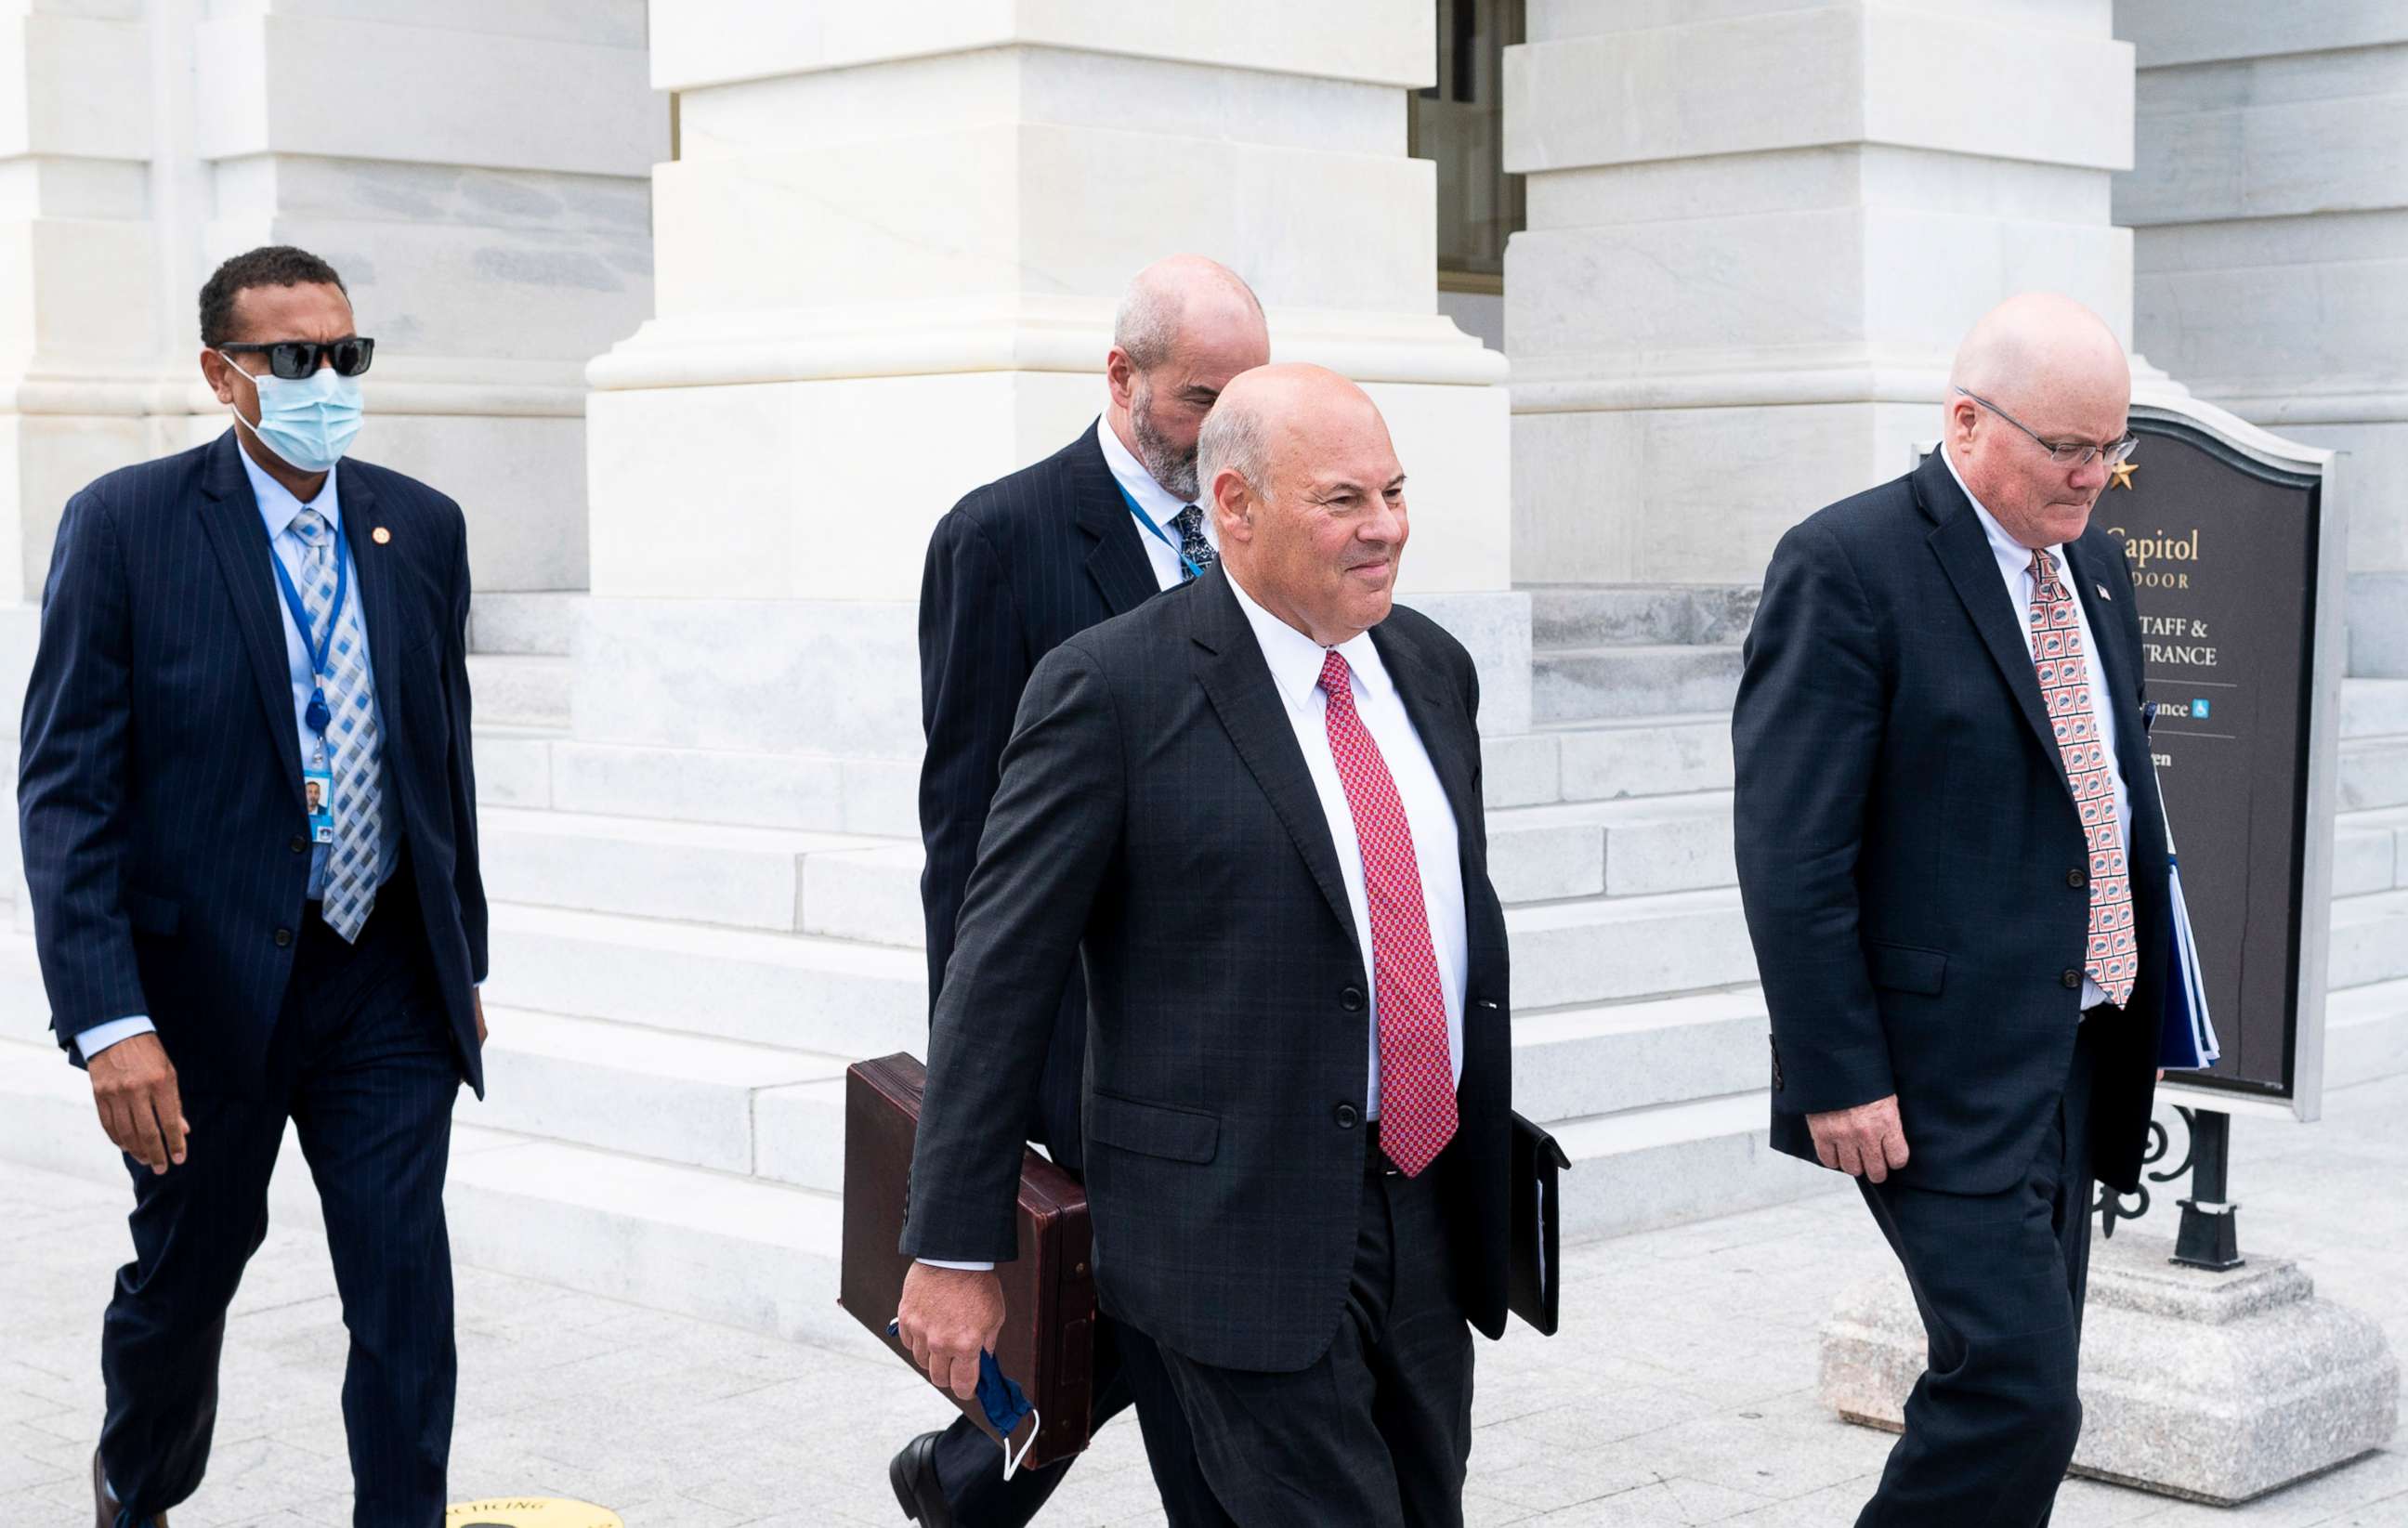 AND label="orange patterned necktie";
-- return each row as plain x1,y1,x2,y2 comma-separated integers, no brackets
2027,550,2137,1008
